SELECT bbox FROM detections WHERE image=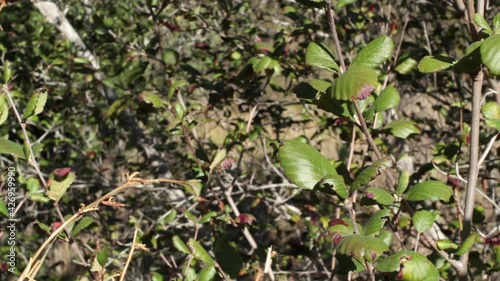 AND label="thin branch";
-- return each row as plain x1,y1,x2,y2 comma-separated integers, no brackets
324,3,346,71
